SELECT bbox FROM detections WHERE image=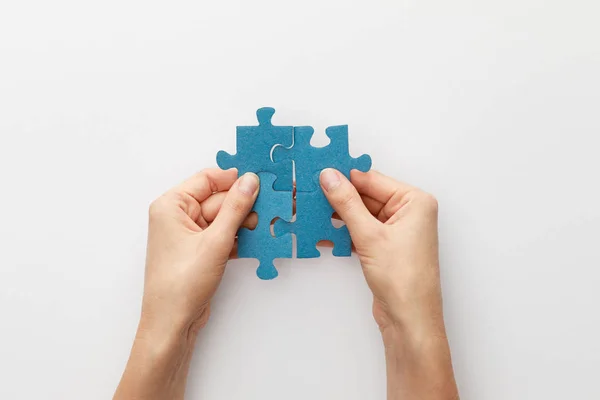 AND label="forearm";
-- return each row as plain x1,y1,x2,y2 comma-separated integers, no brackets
114,318,197,400
382,315,458,400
